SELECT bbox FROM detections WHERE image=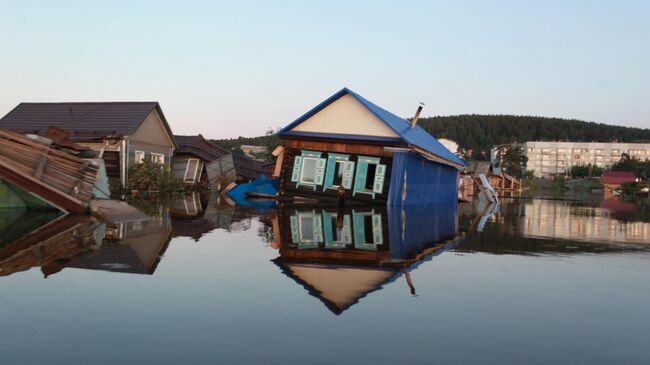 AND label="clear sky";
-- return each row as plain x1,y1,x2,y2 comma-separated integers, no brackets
1,0,648,139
